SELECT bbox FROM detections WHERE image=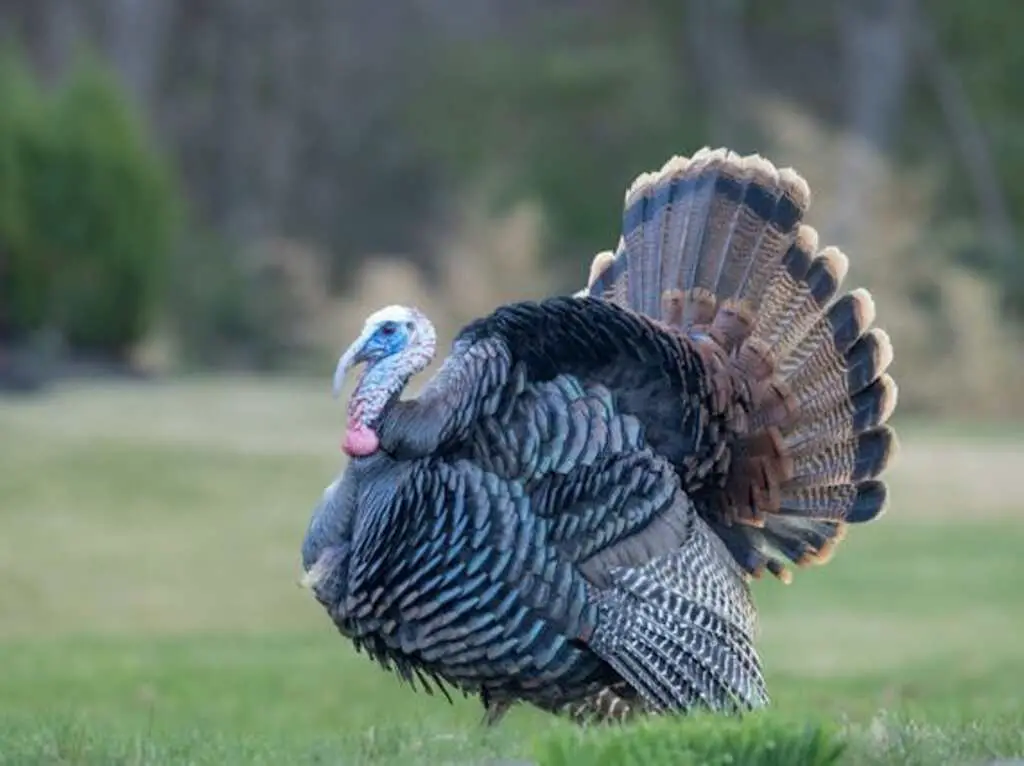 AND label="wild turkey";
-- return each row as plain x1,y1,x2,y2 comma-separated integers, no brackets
300,147,899,726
